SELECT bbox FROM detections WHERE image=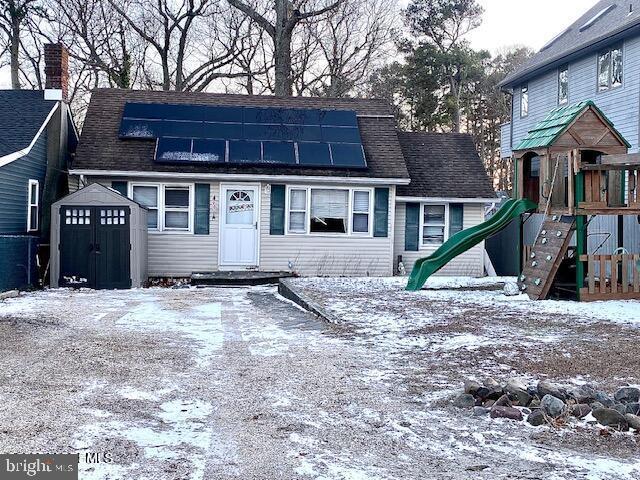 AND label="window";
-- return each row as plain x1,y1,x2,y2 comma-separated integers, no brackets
352,191,370,233
132,185,159,229
131,183,192,232
558,66,568,104
598,45,623,91
27,180,39,232
311,189,349,234
288,189,307,233
520,85,529,117
164,186,190,231
422,205,446,245
285,186,373,235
